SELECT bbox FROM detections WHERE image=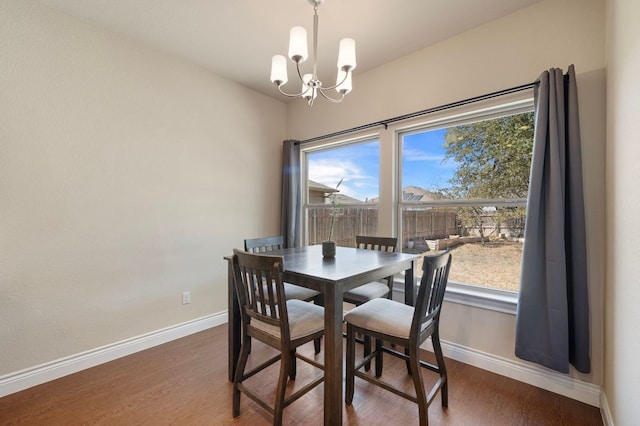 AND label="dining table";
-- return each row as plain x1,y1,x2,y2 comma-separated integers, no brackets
225,244,418,425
